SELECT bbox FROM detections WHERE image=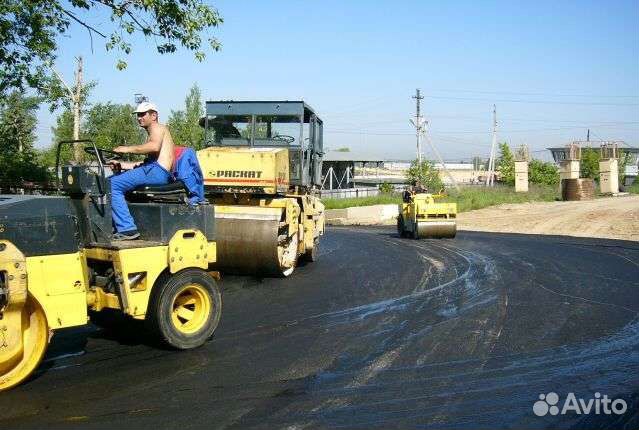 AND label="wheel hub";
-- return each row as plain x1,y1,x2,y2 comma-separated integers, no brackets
170,284,212,334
